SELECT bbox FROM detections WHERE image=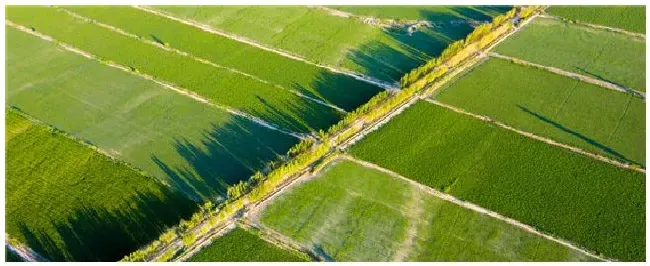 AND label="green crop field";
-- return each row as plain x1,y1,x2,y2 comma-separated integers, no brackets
6,109,196,261
330,6,510,21
188,227,308,262
7,26,298,201
434,57,645,166
152,6,502,82
495,17,645,91
260,159,595,261
349,102,645,261
547,6,645,34
6,6,341,133
64,6,382,112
